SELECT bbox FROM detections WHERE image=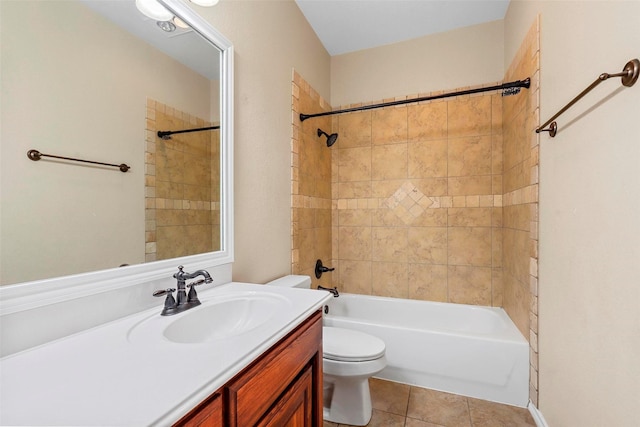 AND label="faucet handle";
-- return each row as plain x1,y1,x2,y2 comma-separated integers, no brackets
187,279,205,287
186,281,203,304
153,288,177,309
315,259,335,279
152,288,176,297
